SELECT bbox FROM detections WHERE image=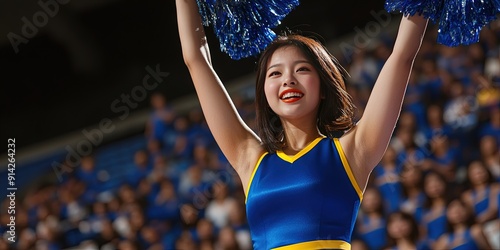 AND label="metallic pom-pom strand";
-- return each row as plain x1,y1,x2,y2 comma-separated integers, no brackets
385,0,499,47
195,0,300,59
